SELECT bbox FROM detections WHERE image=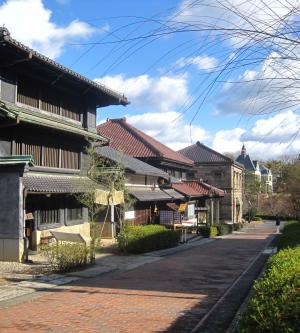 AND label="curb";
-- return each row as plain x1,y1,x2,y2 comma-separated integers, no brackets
191,234,278,333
